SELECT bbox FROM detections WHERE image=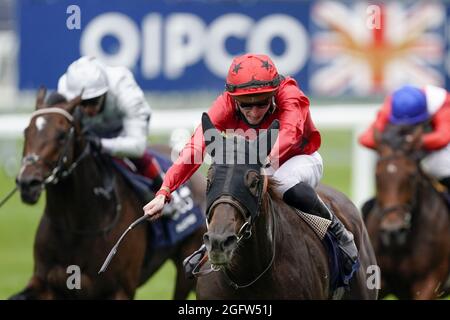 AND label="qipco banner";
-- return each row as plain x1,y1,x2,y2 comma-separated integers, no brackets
18,0,449,95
